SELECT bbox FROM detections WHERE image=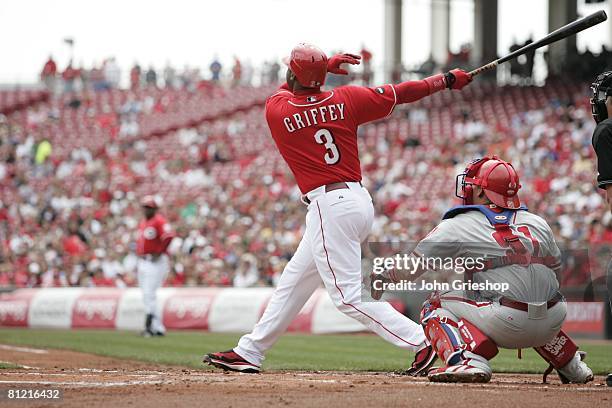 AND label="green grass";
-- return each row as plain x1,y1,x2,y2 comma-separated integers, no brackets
0,328,610,374
0,361,21,369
